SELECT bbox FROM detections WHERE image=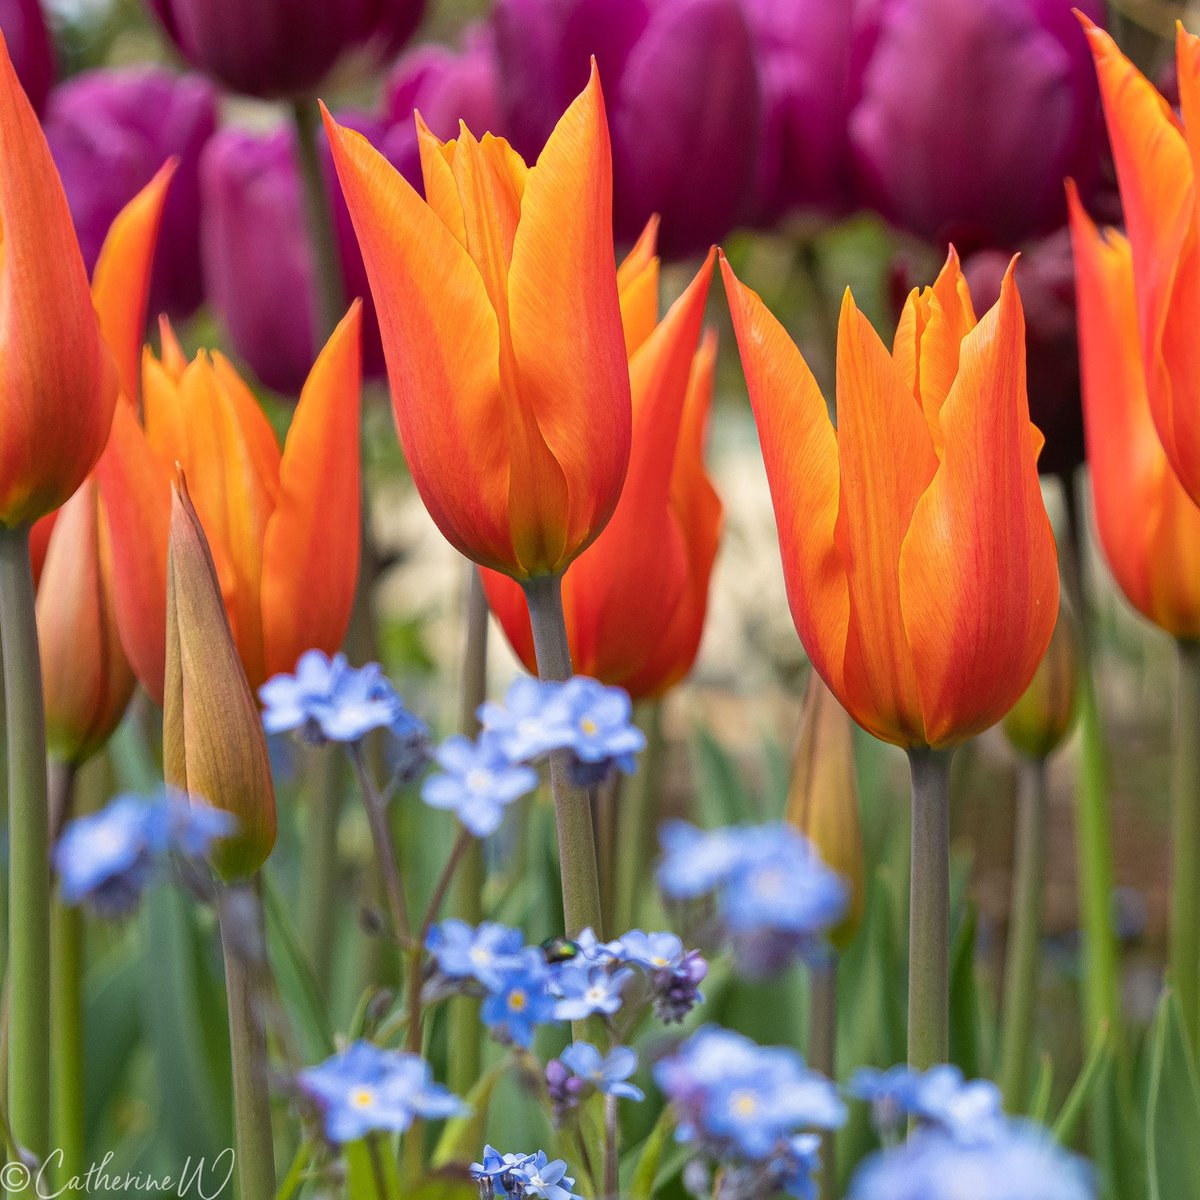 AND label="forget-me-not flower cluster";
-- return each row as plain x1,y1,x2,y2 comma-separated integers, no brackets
296,1040,465,1145
471,1147,581,1200
657,820,849,976
55,790,236,917
653,1025,845,1198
